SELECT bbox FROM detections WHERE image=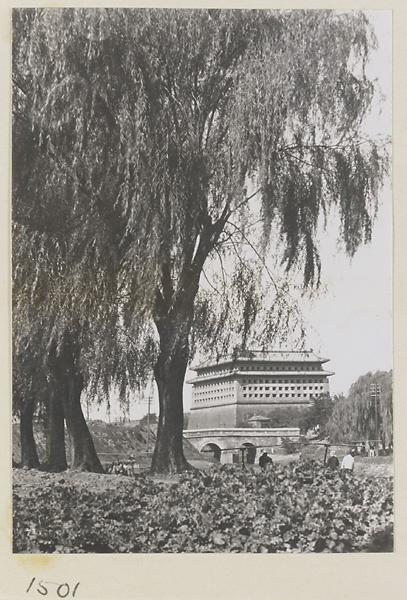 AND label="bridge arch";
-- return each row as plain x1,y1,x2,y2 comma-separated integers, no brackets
240,442,256,465
200,442,222,462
